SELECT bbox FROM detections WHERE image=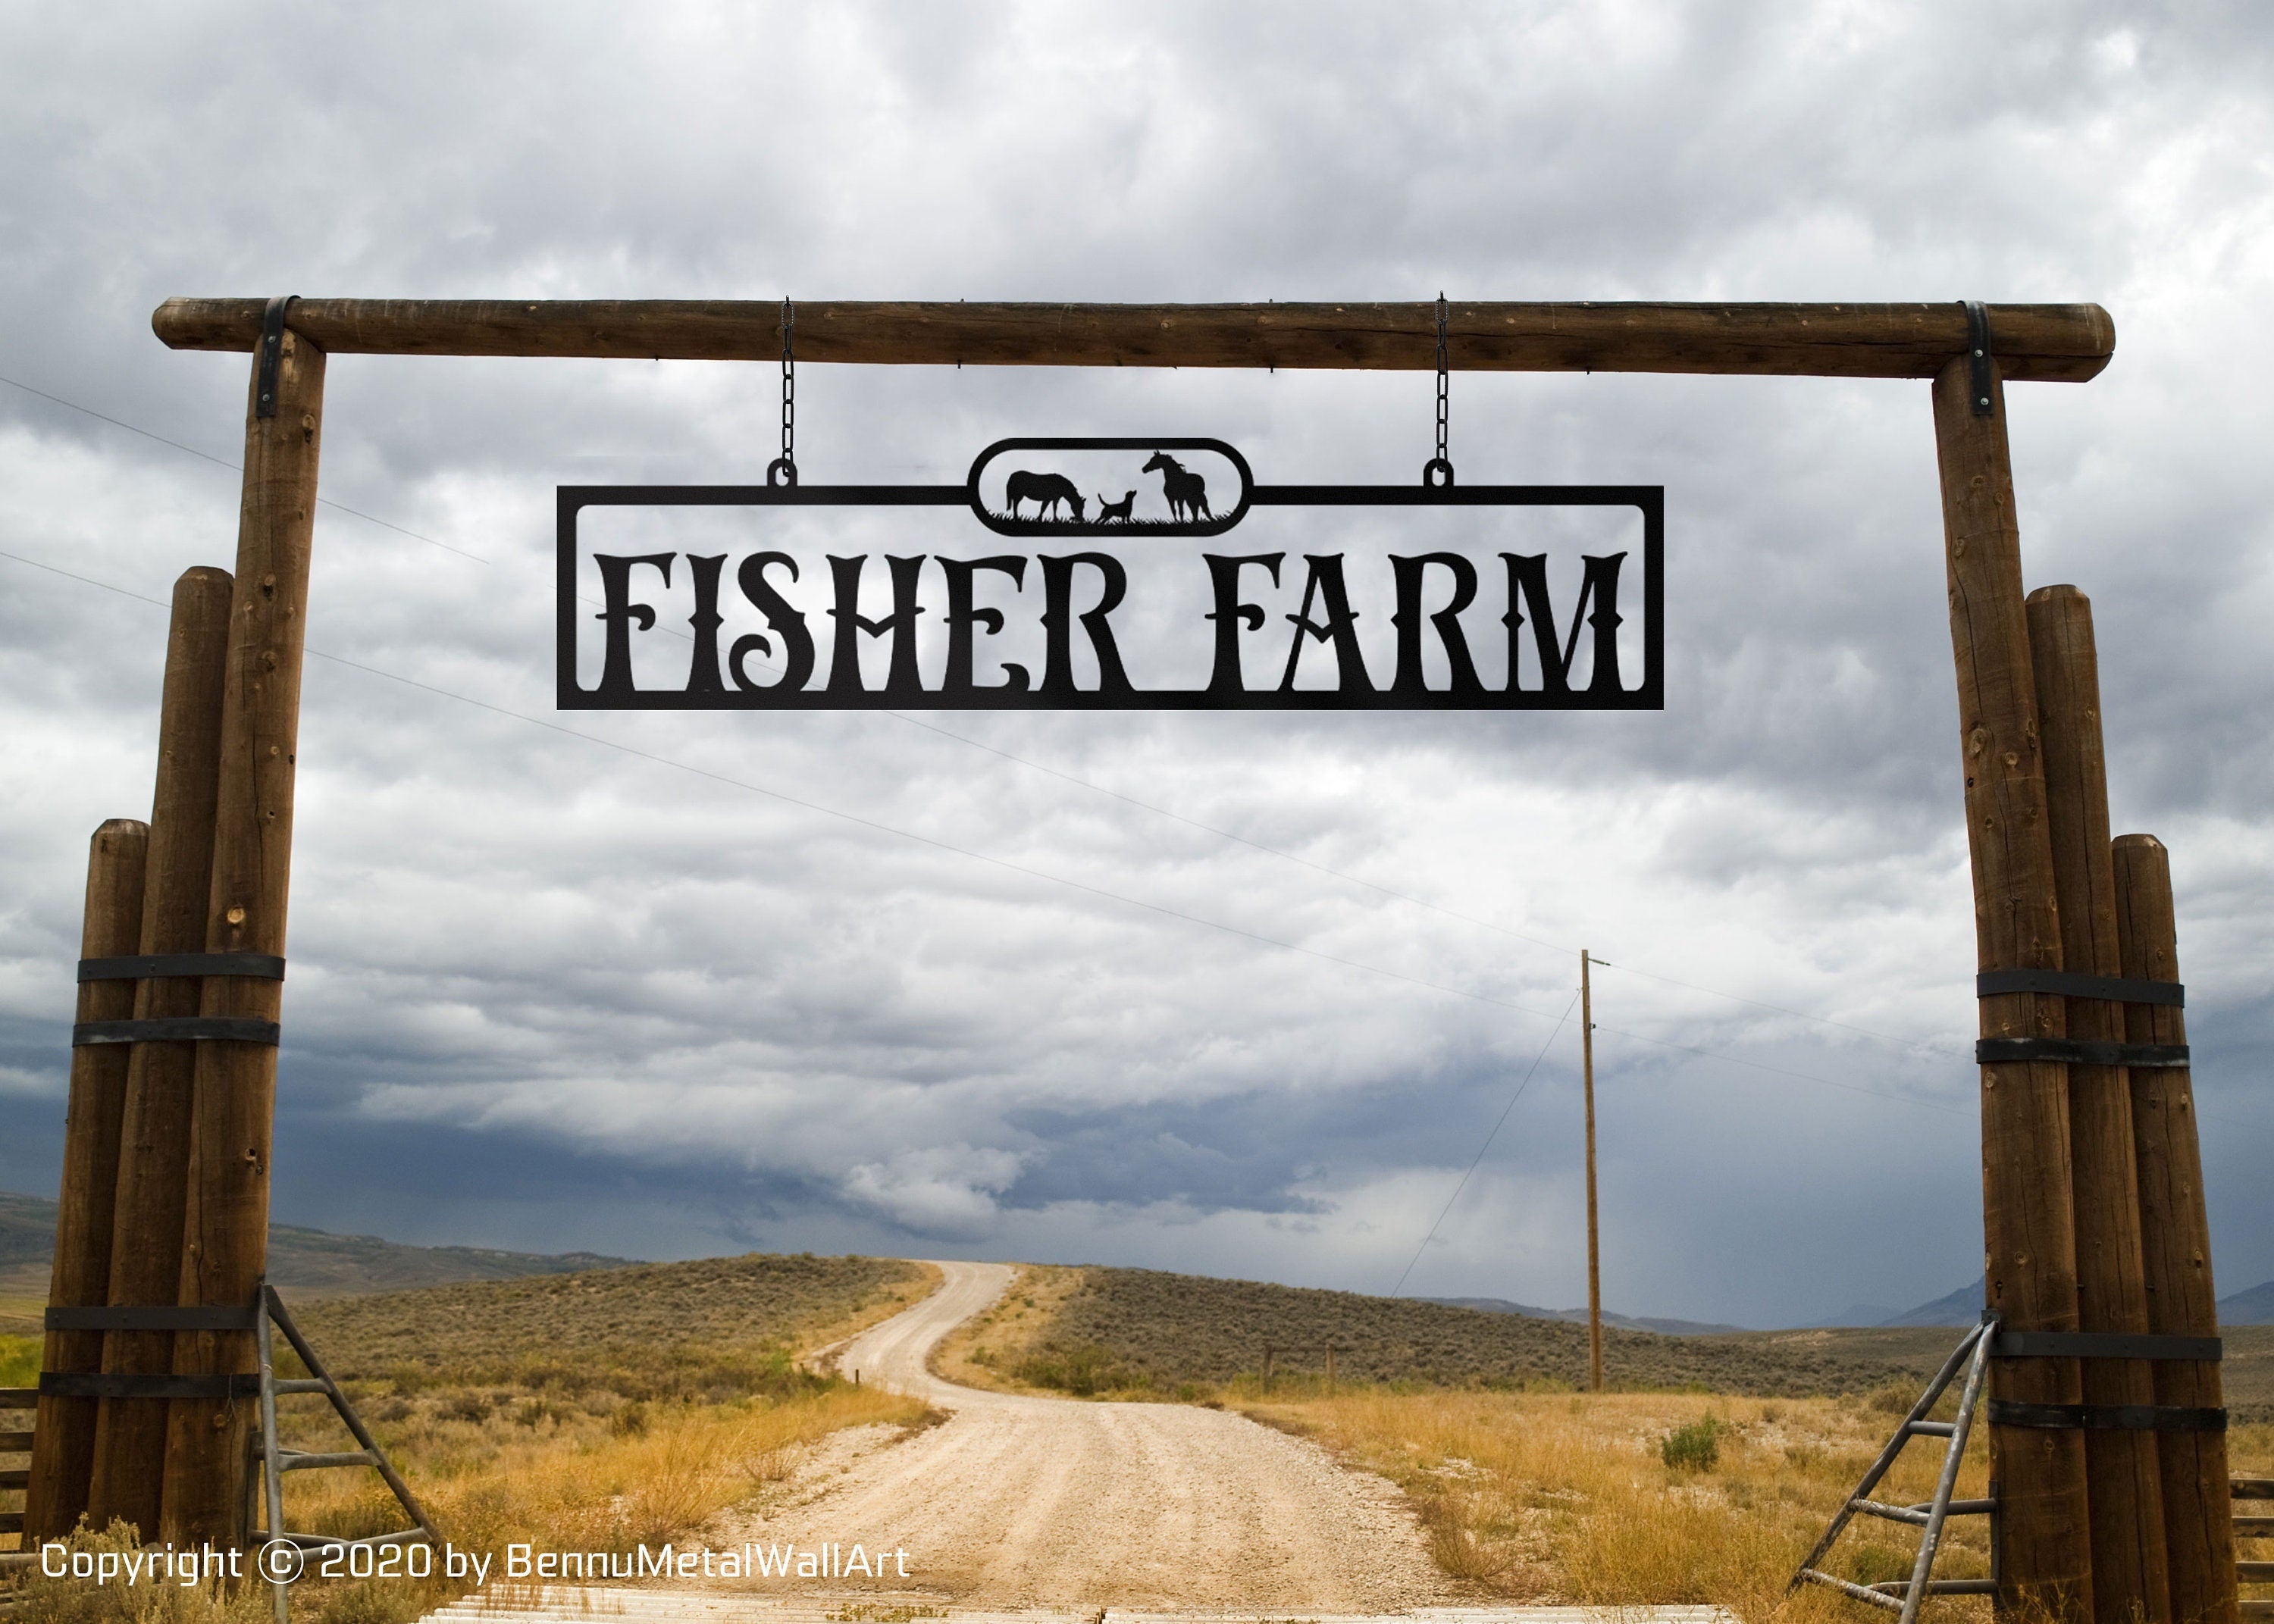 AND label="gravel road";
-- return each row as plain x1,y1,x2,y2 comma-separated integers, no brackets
717,1259,1455,1610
